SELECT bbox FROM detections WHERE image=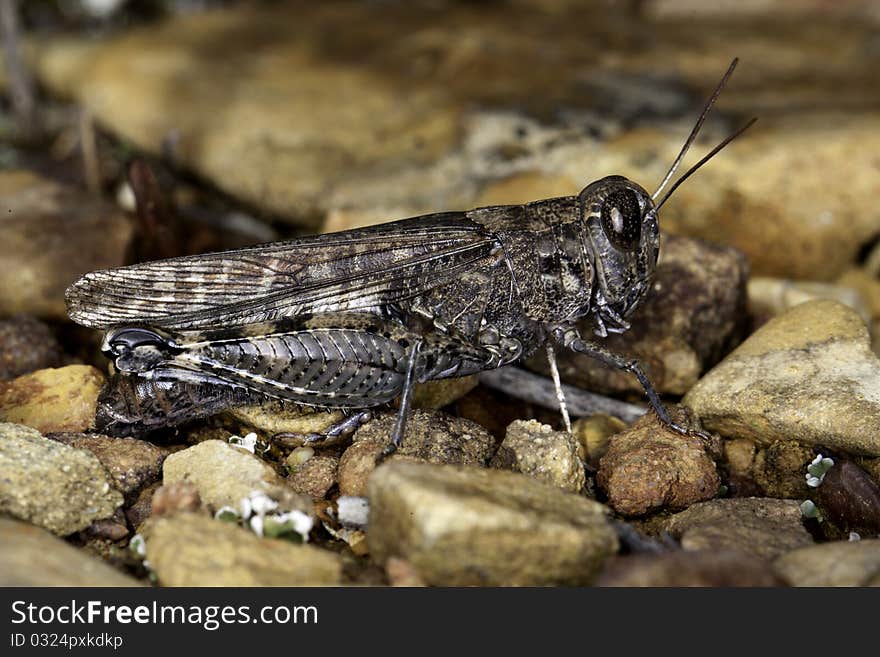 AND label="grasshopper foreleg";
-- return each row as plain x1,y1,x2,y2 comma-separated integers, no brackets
552,324,693,436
